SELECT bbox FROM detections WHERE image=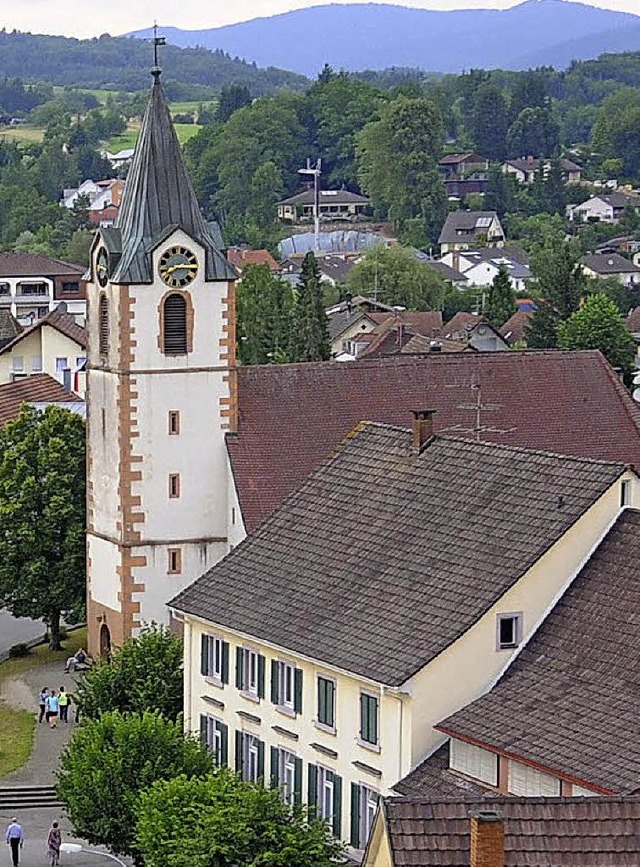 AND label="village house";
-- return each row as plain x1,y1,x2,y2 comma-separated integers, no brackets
171,417,638,854
440,246,530,293
0,252,87,325
438,153,489,199
363,796,640,867
567,192,640,224
502,157,582,185
277,189,370,223
500,308,533,347
0,304,86,396
226,247,278,275
0,373,84,427
581,252,640,286
438,212,506,254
